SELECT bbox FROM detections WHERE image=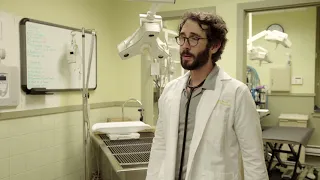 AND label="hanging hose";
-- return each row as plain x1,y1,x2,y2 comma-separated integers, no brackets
247,66,260,88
